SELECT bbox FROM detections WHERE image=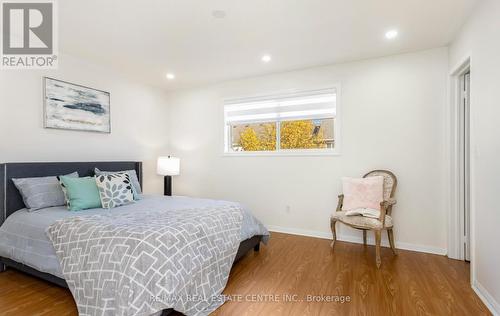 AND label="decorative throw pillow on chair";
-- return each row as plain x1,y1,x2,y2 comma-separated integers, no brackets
341,176,384,218
95,173,134,209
